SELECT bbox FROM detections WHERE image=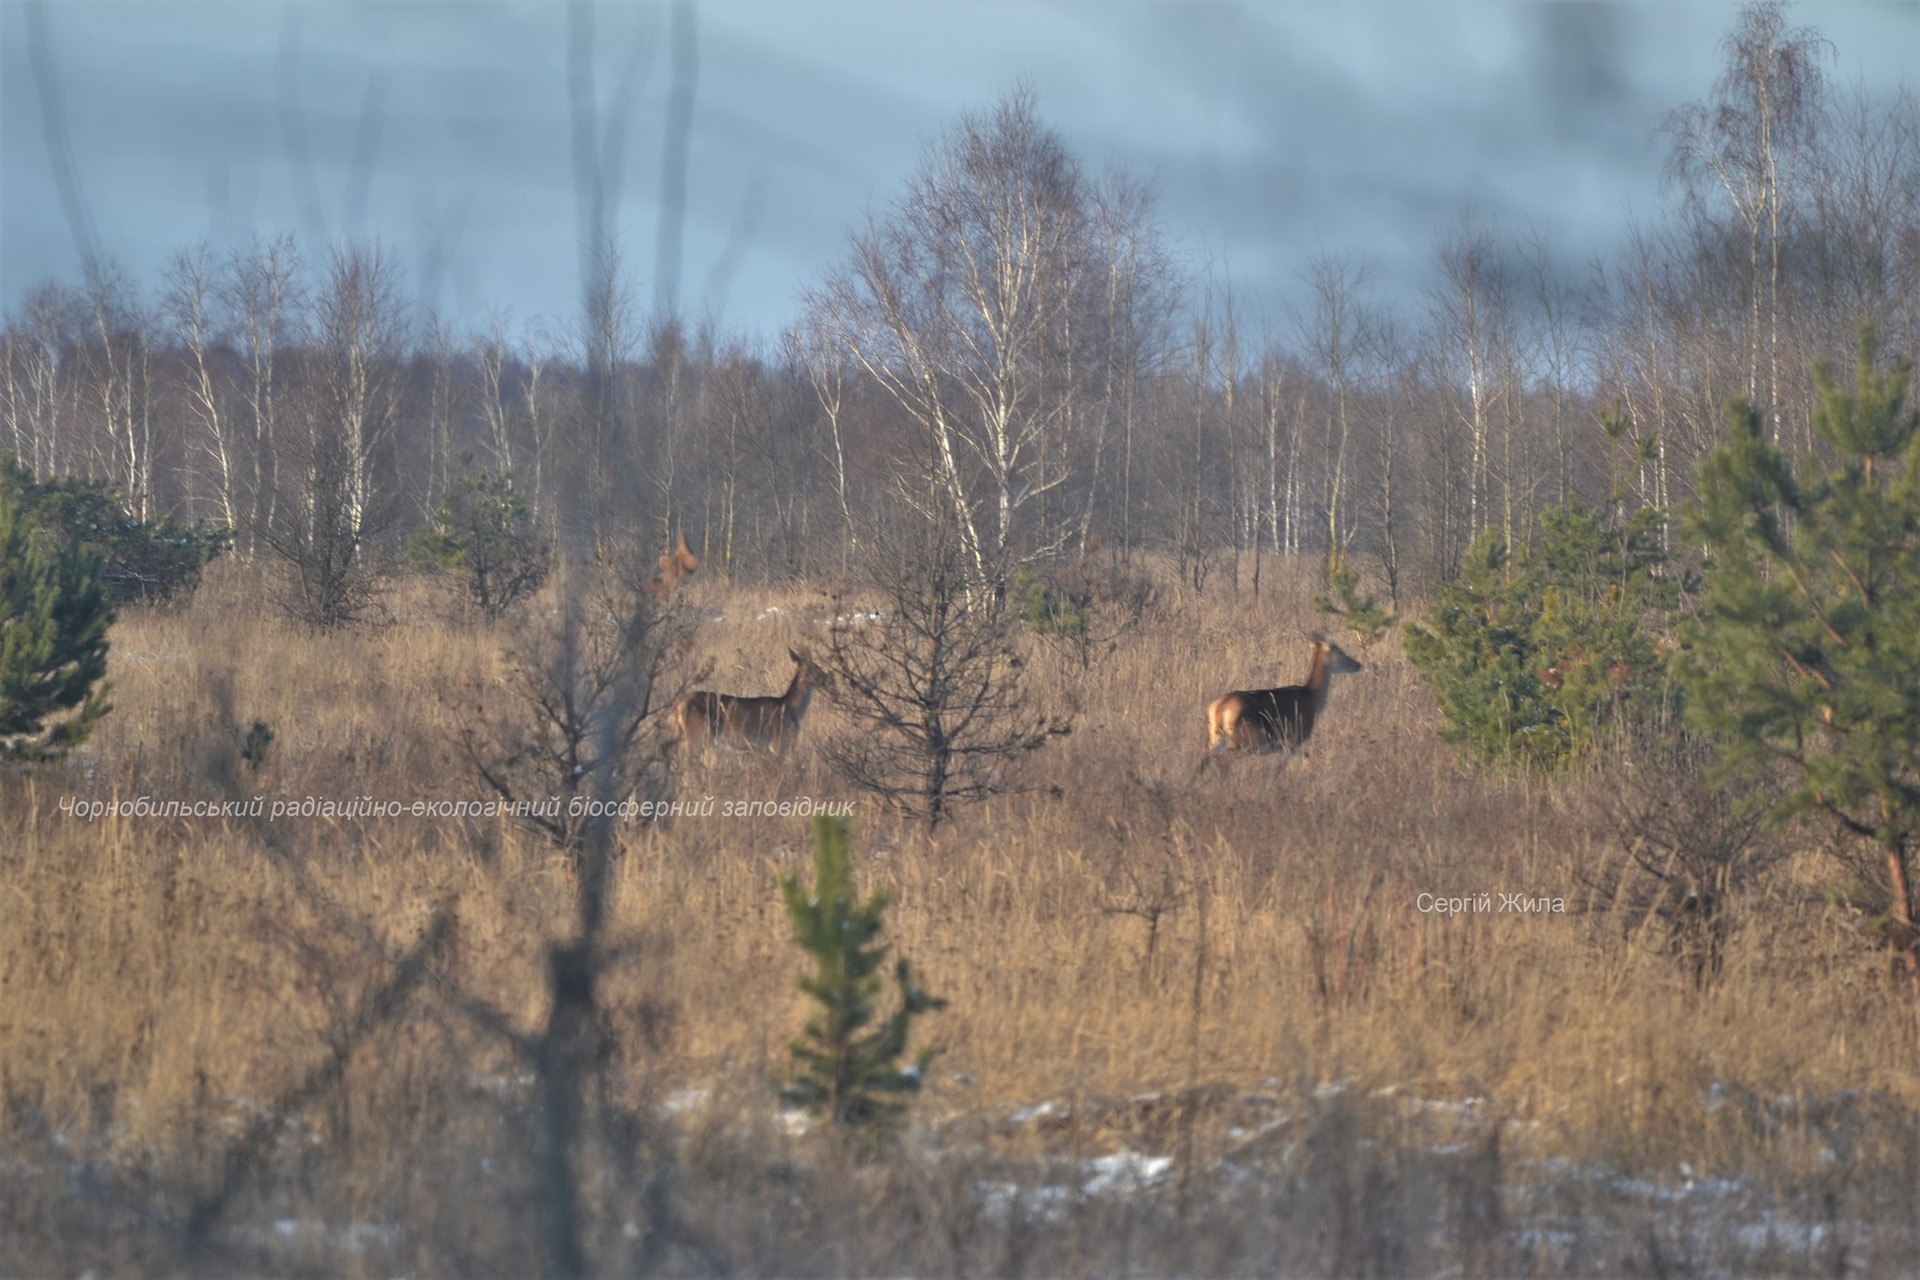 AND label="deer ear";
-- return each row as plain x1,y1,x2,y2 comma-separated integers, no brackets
789,647,804,663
